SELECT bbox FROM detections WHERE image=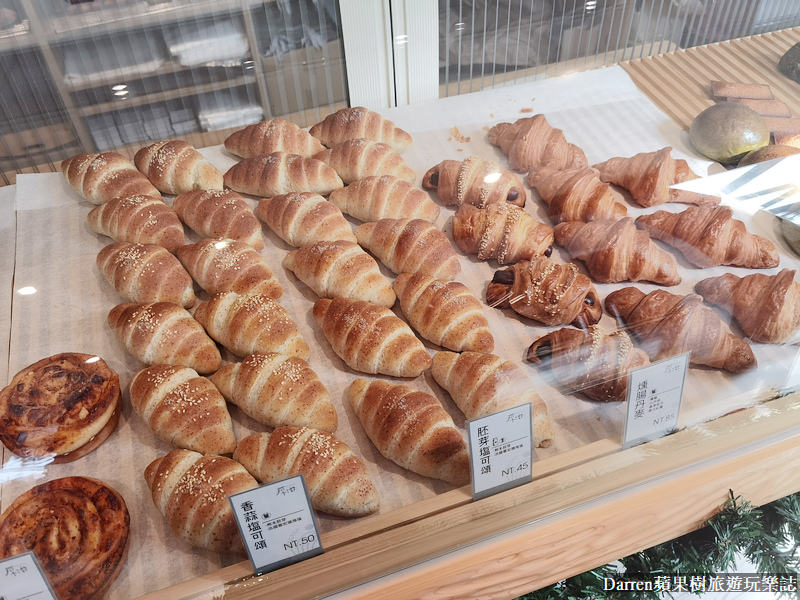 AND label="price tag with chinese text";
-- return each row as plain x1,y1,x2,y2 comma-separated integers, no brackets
229,474,323,575
0,551,57,600
467,403,533,501
622,353,689,449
